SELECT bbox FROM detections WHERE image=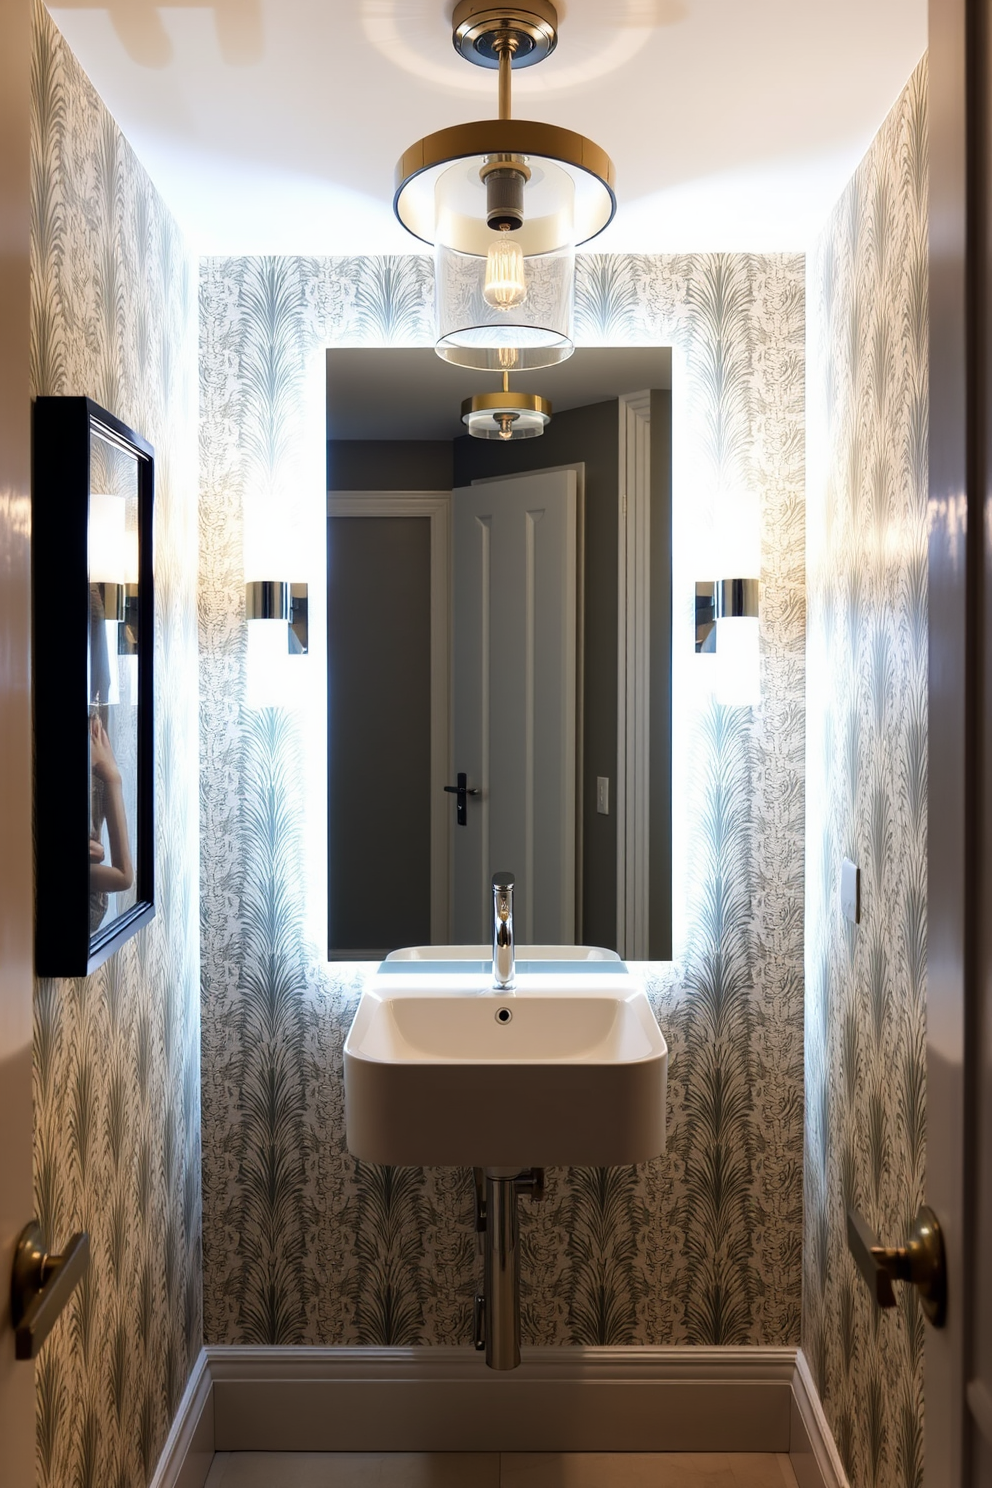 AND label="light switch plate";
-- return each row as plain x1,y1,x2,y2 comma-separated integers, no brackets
597,777,609,815
841,857,861,924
